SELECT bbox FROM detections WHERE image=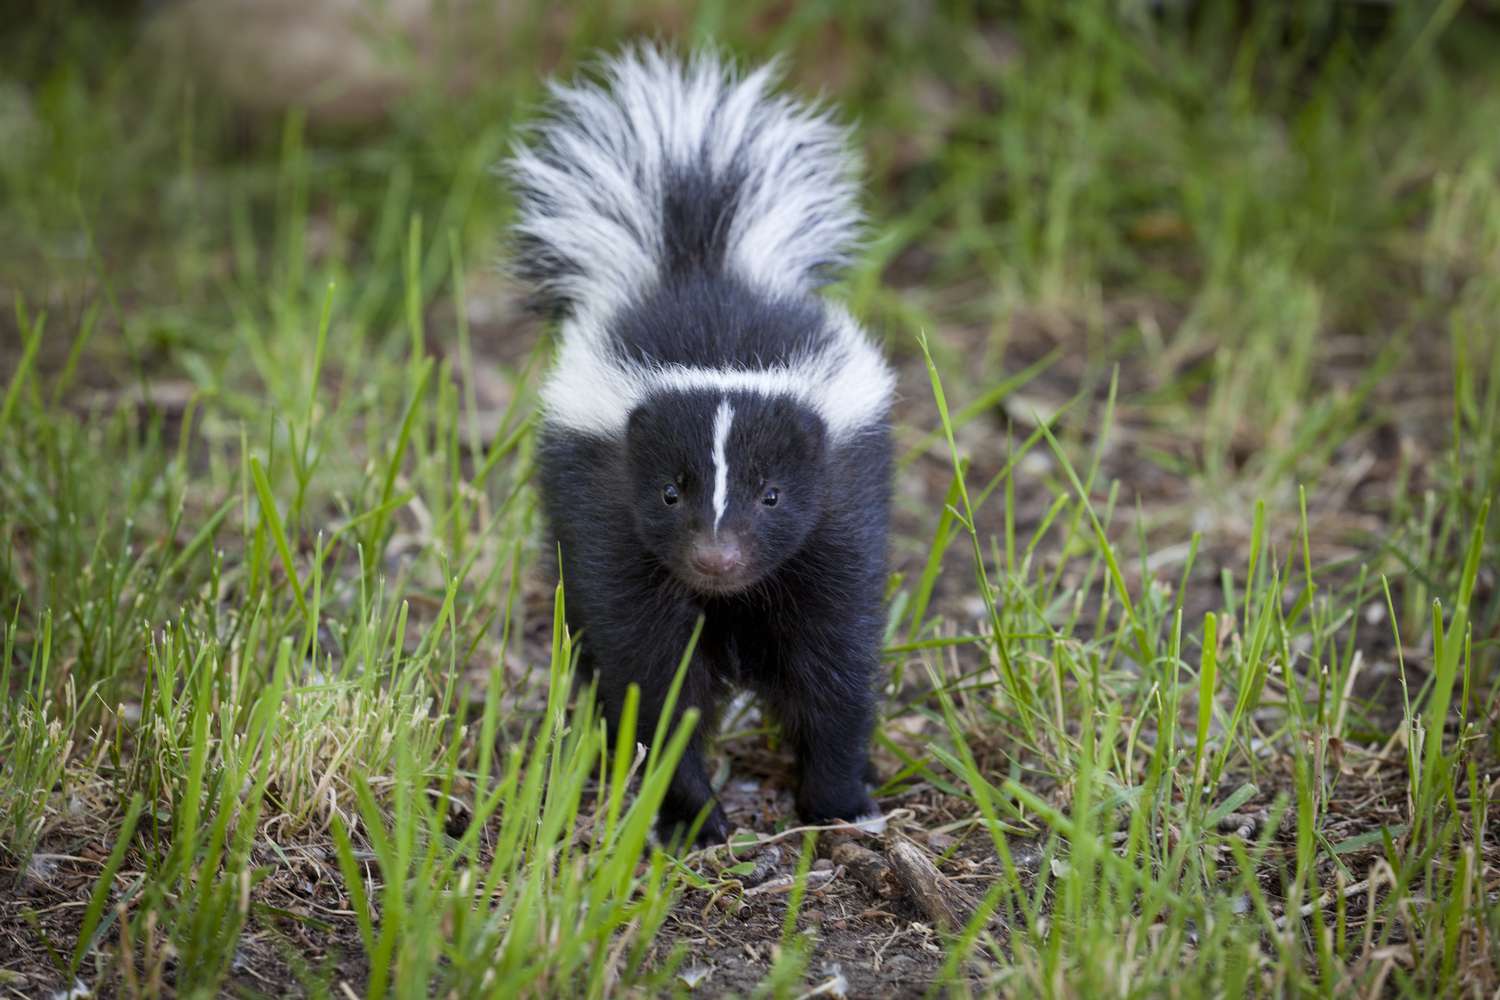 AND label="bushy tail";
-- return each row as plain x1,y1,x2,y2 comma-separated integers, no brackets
505,45,862,321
